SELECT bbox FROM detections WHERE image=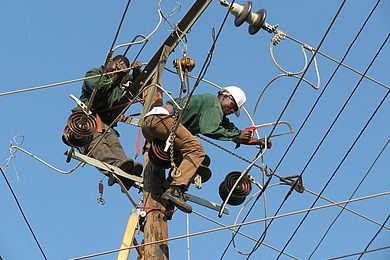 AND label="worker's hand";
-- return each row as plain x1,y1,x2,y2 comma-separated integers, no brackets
251,137,272,149
237,130,252,143
131,60,143,69
131,60,143,79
